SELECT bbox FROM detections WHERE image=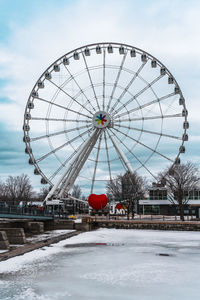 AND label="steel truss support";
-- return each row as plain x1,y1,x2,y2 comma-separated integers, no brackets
108,131,134,173
45,129,101,201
